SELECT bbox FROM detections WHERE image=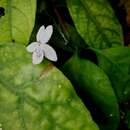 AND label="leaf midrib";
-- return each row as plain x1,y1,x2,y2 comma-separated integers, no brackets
80,0,113,47
7,0,13,40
